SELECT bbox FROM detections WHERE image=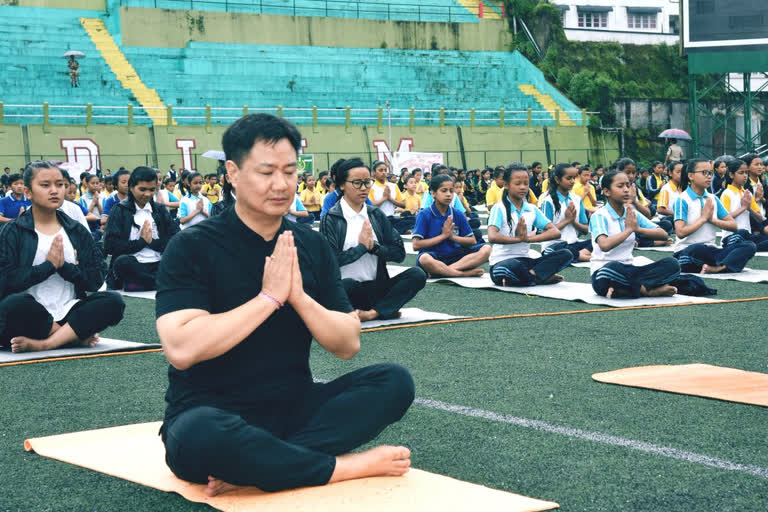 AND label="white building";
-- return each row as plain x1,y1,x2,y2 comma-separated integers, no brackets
554,0,680,45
